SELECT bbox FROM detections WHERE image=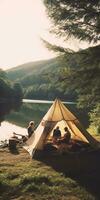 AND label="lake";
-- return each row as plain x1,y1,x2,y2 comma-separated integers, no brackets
0,99,89,141
0,100,51,141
